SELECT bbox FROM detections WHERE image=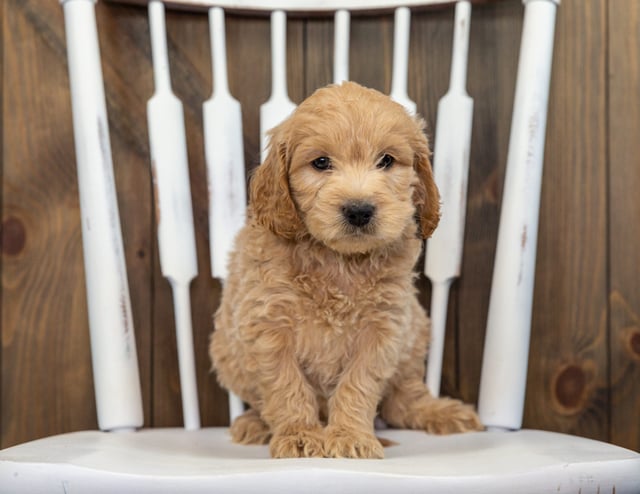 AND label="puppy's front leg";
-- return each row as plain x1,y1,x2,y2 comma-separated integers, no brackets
324,328,397,459
253,327,324,458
